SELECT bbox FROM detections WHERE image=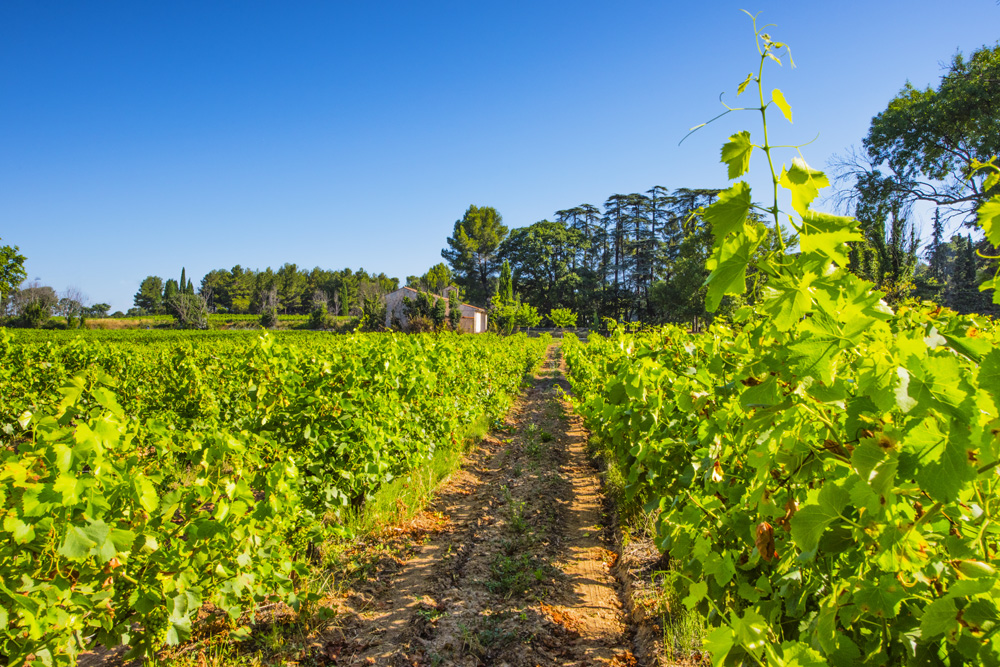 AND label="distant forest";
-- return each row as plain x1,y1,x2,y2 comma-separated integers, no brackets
123,184,997,328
